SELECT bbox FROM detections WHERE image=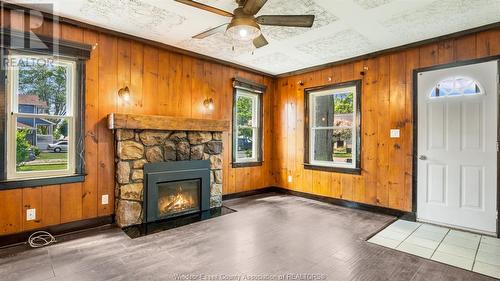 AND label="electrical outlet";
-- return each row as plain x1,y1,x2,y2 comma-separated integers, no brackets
102,194,109,205
26,208,36,221
288,175,293,183
390,129,400,138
